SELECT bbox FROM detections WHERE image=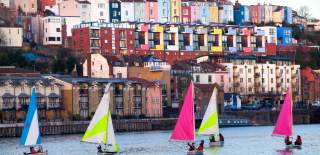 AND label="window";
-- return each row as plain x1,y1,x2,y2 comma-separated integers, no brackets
112,3,118,8
183,9,188,15
150,9,153,16
220,75,224,82
57,37,60,41
248,69,251,73
270,69,273,74
240,78,243,82
98,3,105,9
125,10,128,16
271,78,274,83
248,78,252,83
208,75,212,83
196,75,200,82
113,11,117,17
100,11,103,16
48,37,56,41
56,28,60,32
